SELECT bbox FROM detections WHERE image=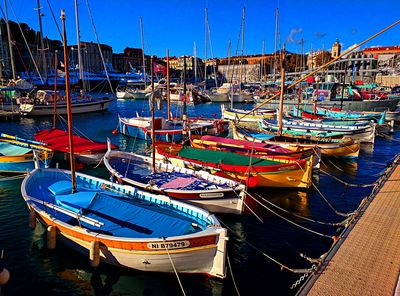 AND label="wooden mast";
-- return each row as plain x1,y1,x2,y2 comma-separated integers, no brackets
53,50,58,128
61,9,77,193
3,0,16,80
166,49,171,120
150,56,156,172
278,48,285,135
